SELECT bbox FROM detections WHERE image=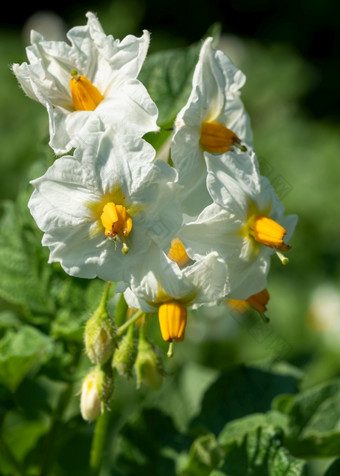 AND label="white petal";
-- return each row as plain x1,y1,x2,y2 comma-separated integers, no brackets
86,12,150,81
